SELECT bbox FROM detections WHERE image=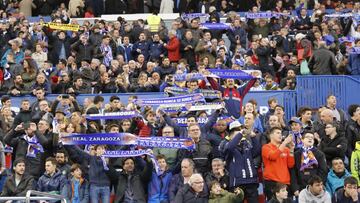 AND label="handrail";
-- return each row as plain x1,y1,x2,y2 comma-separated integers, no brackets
0,196,59,201
25,190,67,203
